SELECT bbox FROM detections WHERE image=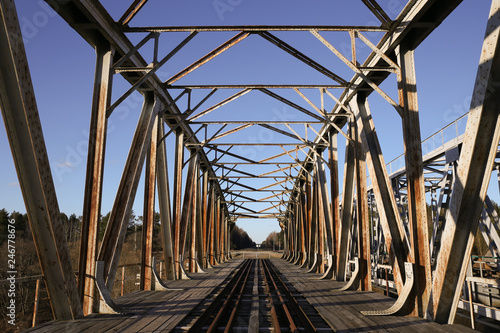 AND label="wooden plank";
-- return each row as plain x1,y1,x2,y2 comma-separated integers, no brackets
25,260,242,333
270,259,476,333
